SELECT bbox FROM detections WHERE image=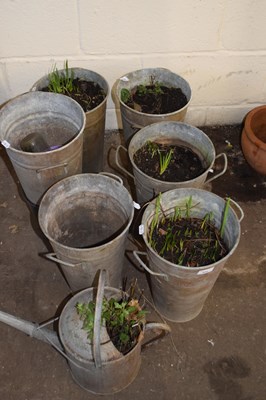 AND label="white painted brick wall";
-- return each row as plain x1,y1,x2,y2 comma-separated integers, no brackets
0,0,266,129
